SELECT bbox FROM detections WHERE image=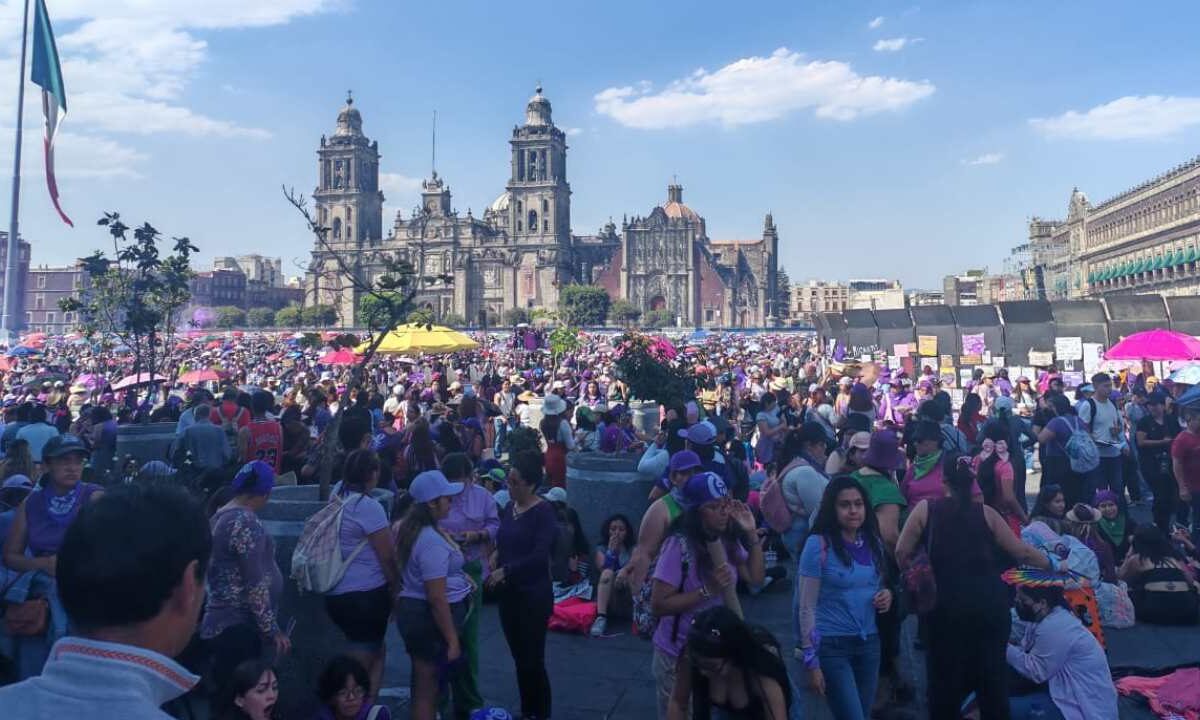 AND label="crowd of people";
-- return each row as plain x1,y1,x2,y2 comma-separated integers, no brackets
0,327,1198,719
